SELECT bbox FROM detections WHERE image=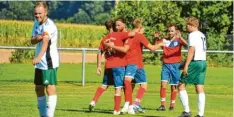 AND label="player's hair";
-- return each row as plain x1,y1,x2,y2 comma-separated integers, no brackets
34,2,48,12
167,24,178,30
132,18,142,28
115,17,126,24
104,19,113,31
185,17,199,28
